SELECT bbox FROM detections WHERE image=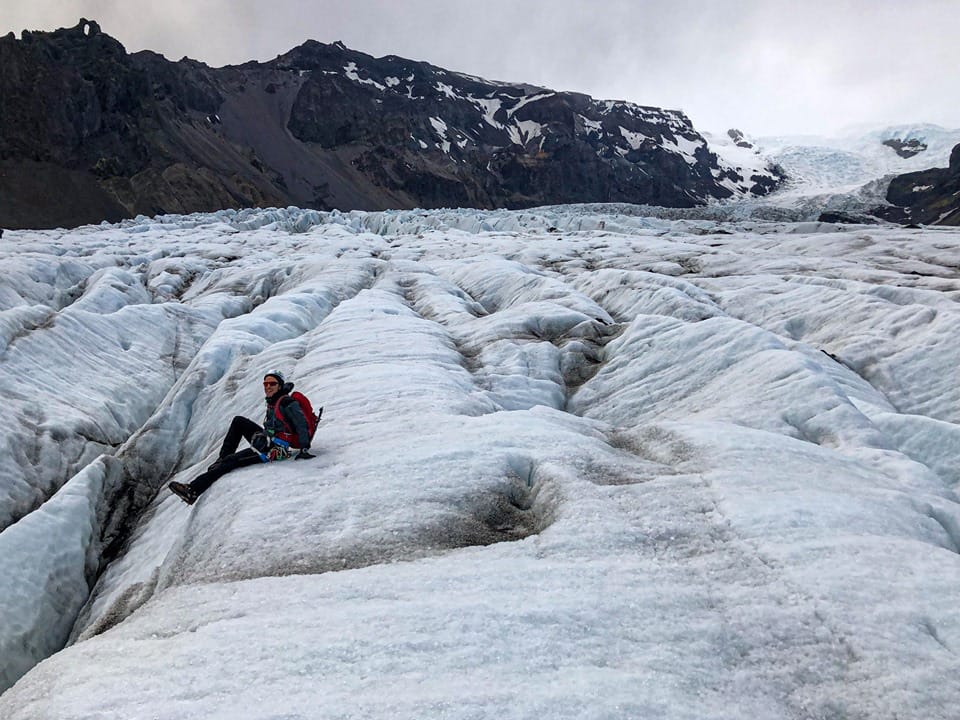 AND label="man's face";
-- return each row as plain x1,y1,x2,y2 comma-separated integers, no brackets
263,378,280,398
